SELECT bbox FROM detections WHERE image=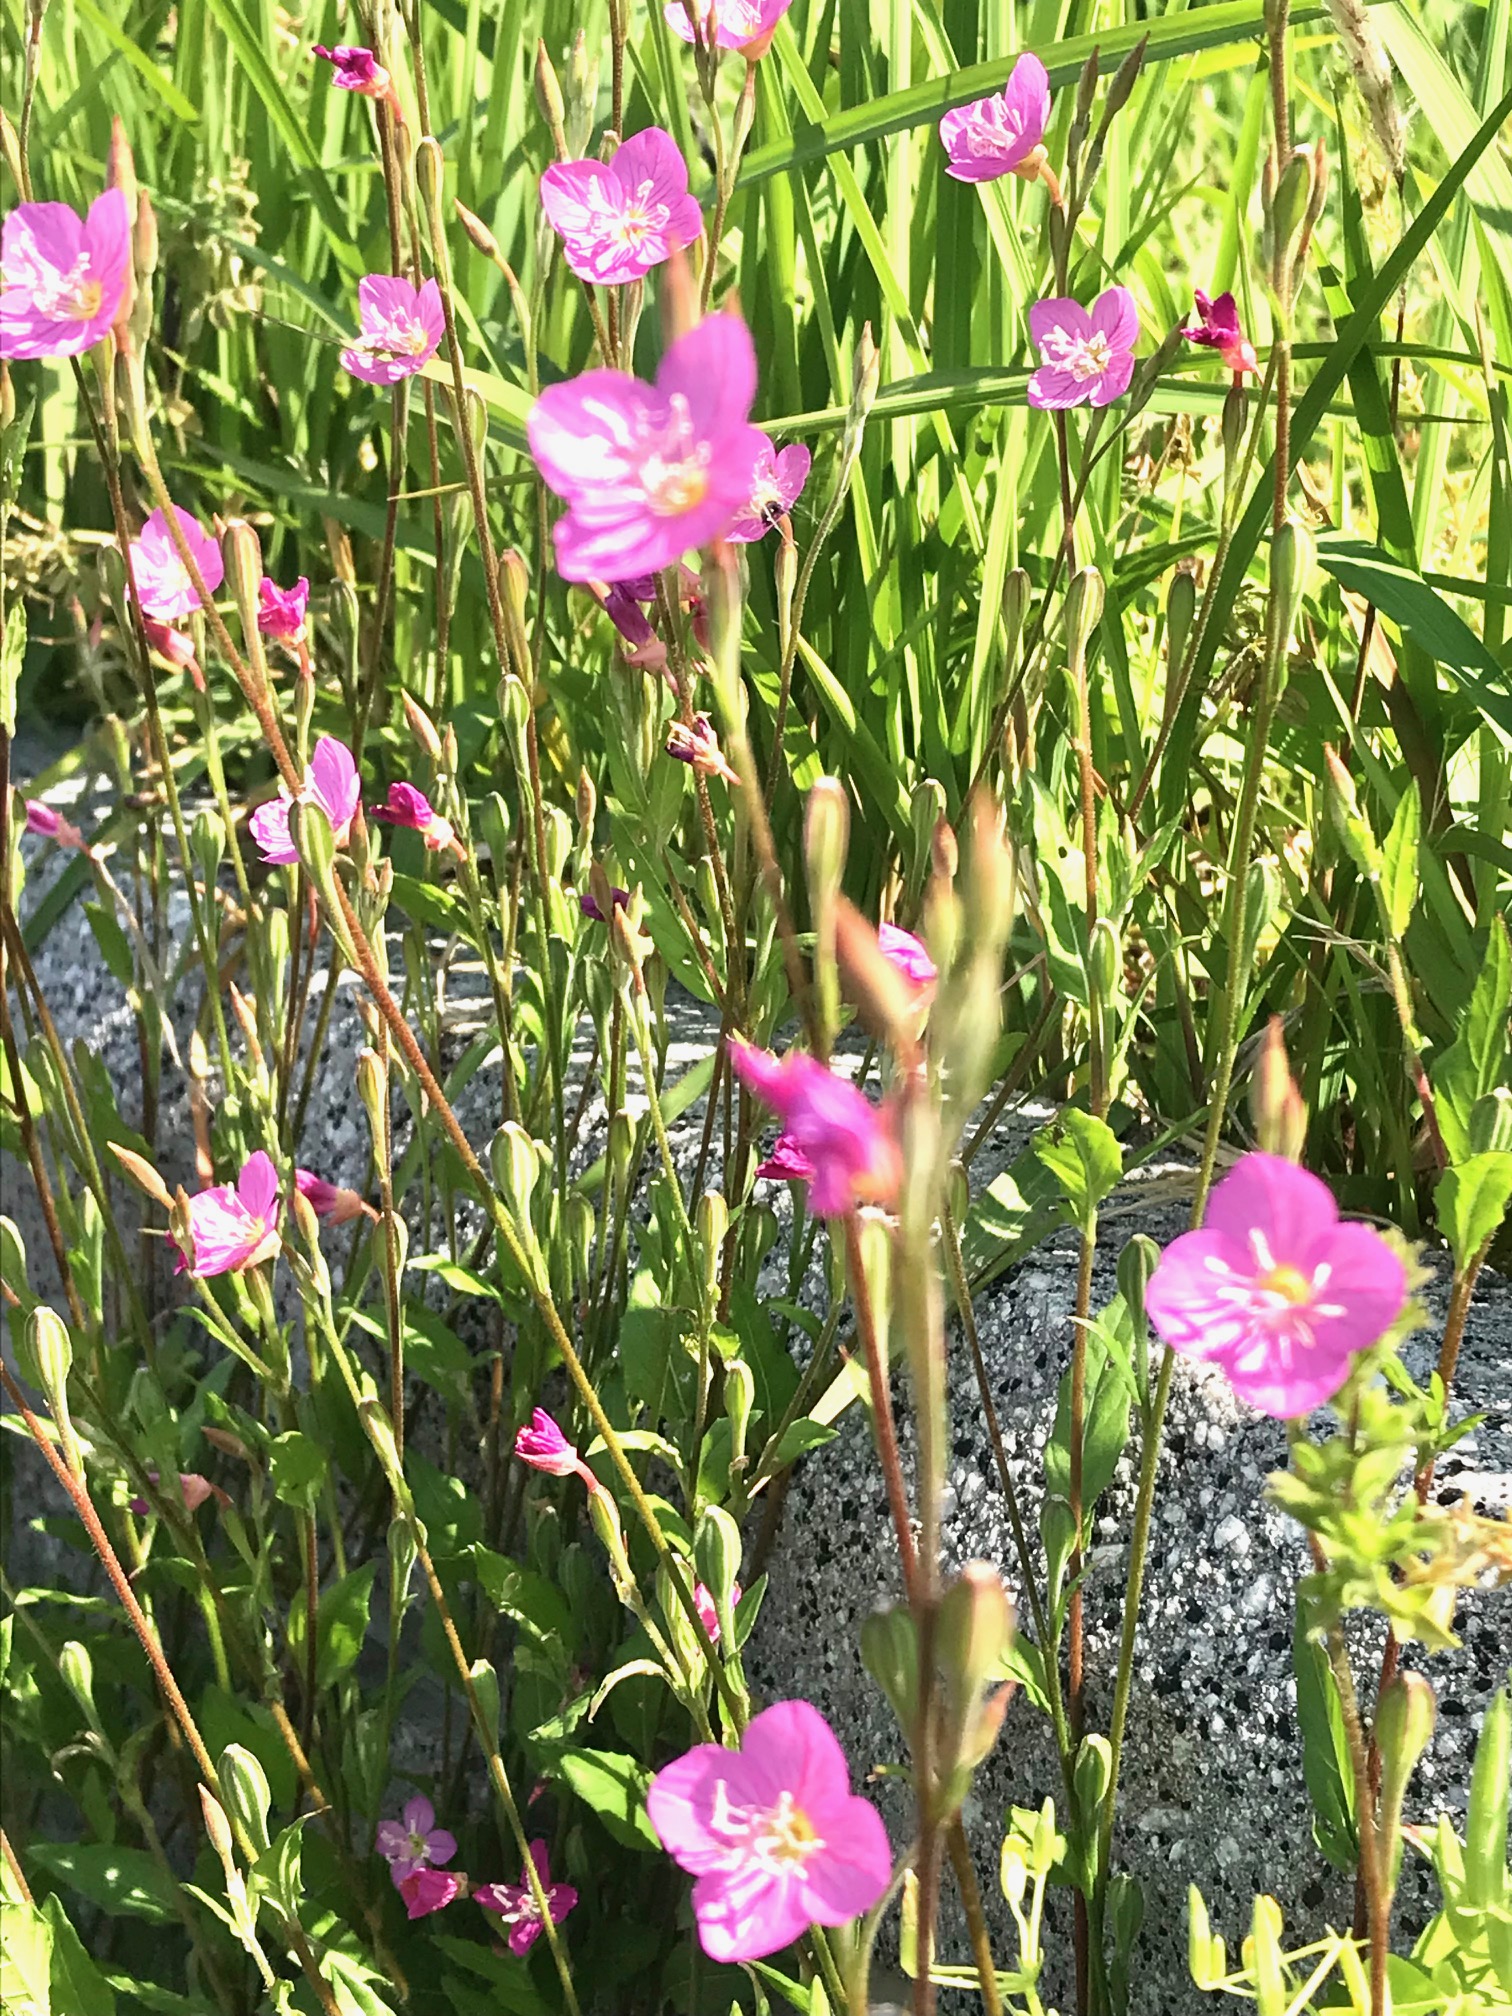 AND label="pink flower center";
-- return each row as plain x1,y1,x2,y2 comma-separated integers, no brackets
16,245,103,323
709,1782,824,1878
1255,1263,1312,1306
611,180,673,254
356,315,429,362
406,1828,432,1865
641,395,711,516
1052,330,1113,382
